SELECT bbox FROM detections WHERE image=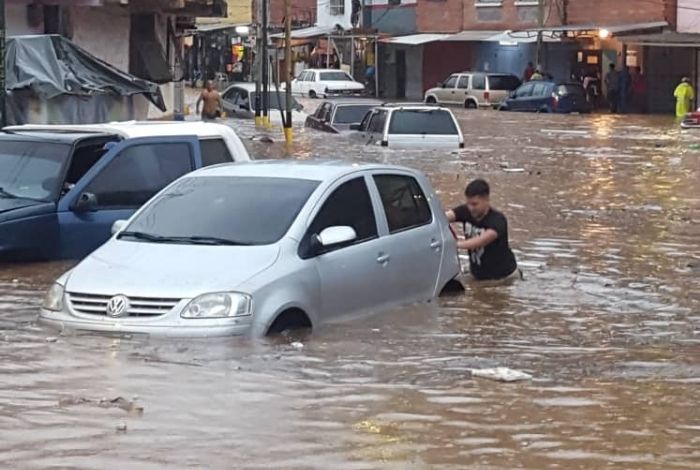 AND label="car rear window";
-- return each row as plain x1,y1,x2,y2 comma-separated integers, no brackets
334,105,376,124
557,84,586,96
488,74,521,91
199,138,233,166
388,110,458,135
320,71,352,81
